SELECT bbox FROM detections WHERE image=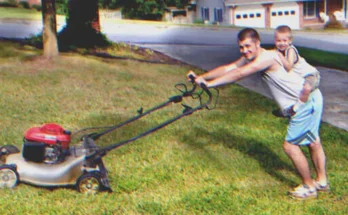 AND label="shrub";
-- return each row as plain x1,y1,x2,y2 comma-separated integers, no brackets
324,14,344,29
193,19,204,24
31,4,42,11
0,0,18,7
19,1,30,9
